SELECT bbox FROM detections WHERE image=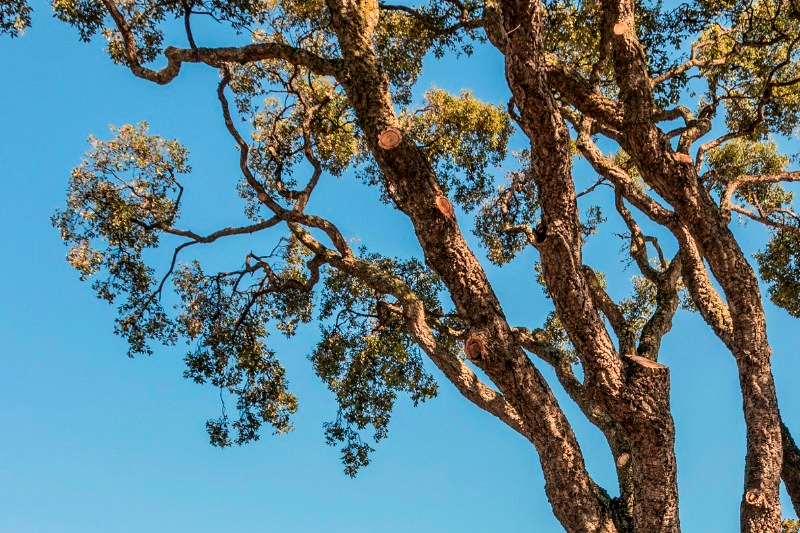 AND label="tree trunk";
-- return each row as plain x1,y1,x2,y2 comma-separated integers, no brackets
496,1,681,531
